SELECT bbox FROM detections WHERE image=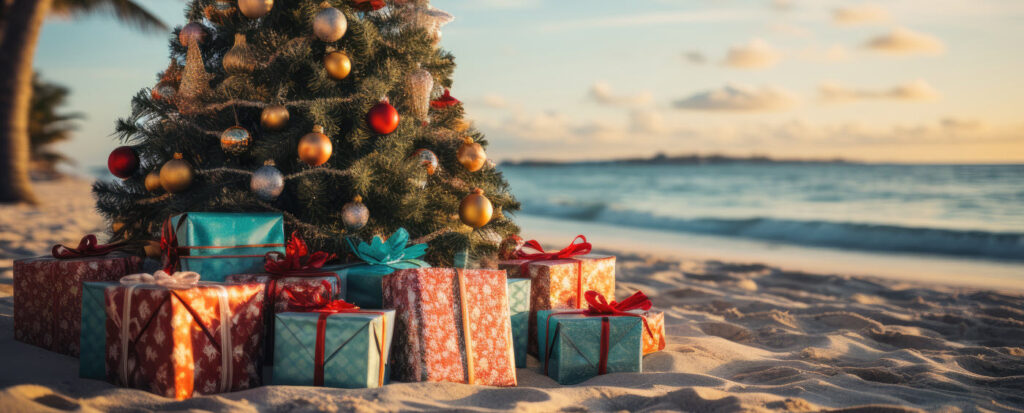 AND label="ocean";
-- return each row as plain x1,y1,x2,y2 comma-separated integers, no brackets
502,163,1024,280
